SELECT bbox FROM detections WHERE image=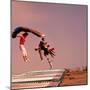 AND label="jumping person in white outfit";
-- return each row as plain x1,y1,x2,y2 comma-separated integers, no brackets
17,32,29,62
